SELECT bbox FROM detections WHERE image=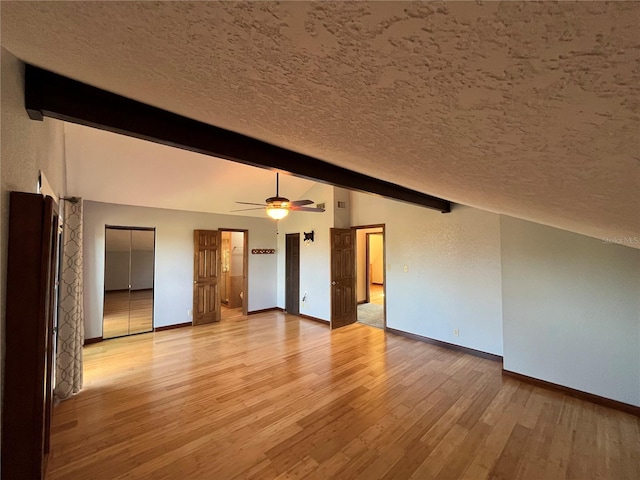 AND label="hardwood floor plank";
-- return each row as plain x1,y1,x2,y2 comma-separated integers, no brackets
354,443,404,480
436,420,492,479
488,423,532,480
46,312,640,479
517,401,561,480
